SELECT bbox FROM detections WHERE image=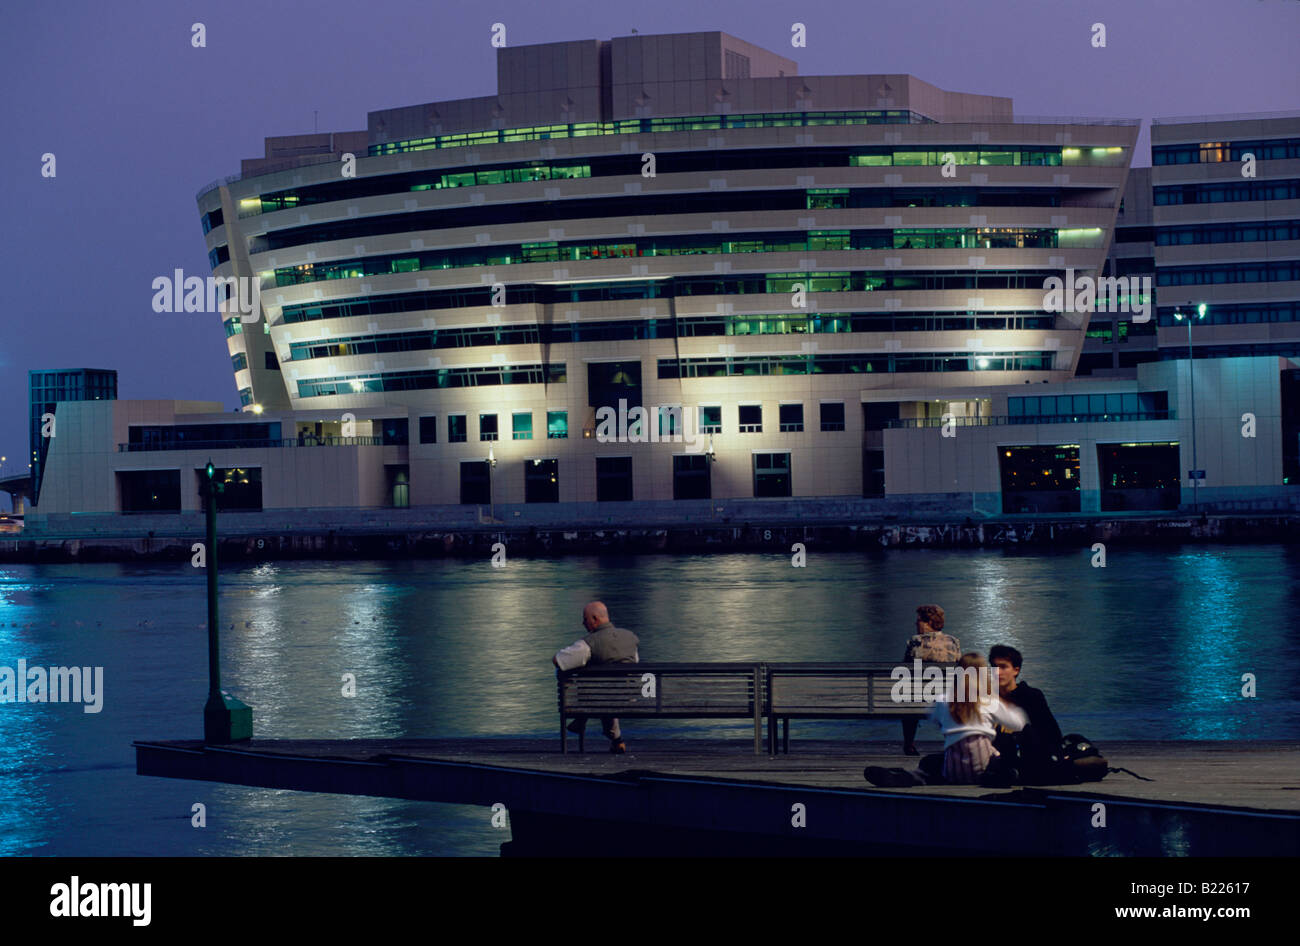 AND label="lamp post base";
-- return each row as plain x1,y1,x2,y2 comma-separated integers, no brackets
204,692,253,744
